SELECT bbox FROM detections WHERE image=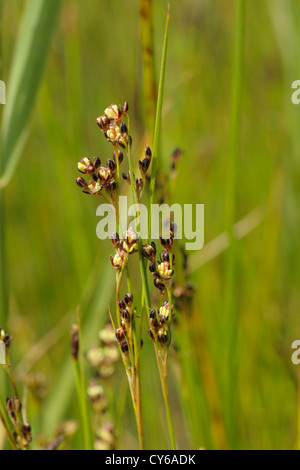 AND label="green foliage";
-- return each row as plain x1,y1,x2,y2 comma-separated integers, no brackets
0,0,299,450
